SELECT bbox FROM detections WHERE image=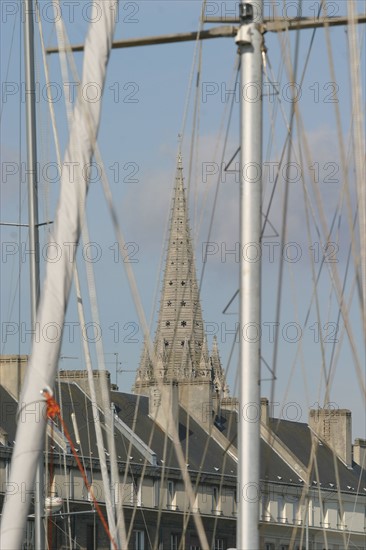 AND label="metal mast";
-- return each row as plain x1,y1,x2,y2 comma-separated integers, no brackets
236,2,263,549
23,1,44,548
